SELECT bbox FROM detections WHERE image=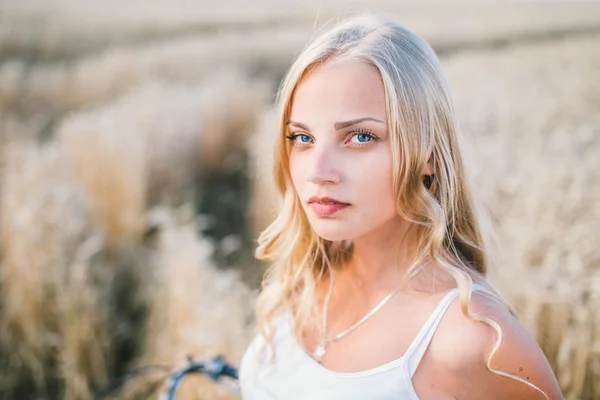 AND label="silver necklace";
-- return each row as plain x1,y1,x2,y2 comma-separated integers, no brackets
312,265,422,362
